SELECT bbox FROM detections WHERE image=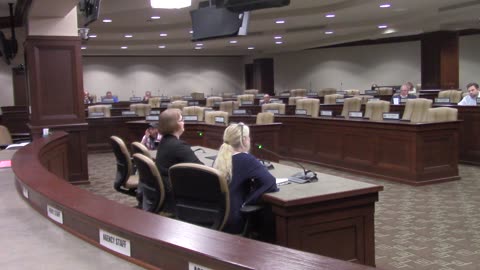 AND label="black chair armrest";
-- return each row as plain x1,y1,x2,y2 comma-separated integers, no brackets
0,144,7,150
